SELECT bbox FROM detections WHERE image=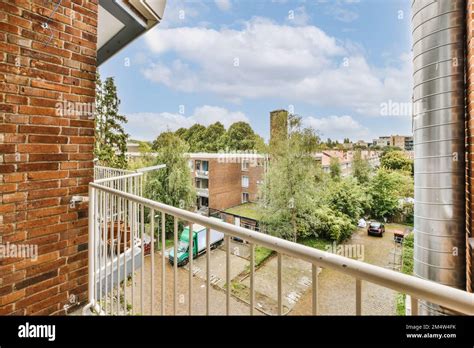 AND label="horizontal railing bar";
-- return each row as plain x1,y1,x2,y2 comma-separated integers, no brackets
89,183,474,315
94,172,143,184
135,164,166,173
